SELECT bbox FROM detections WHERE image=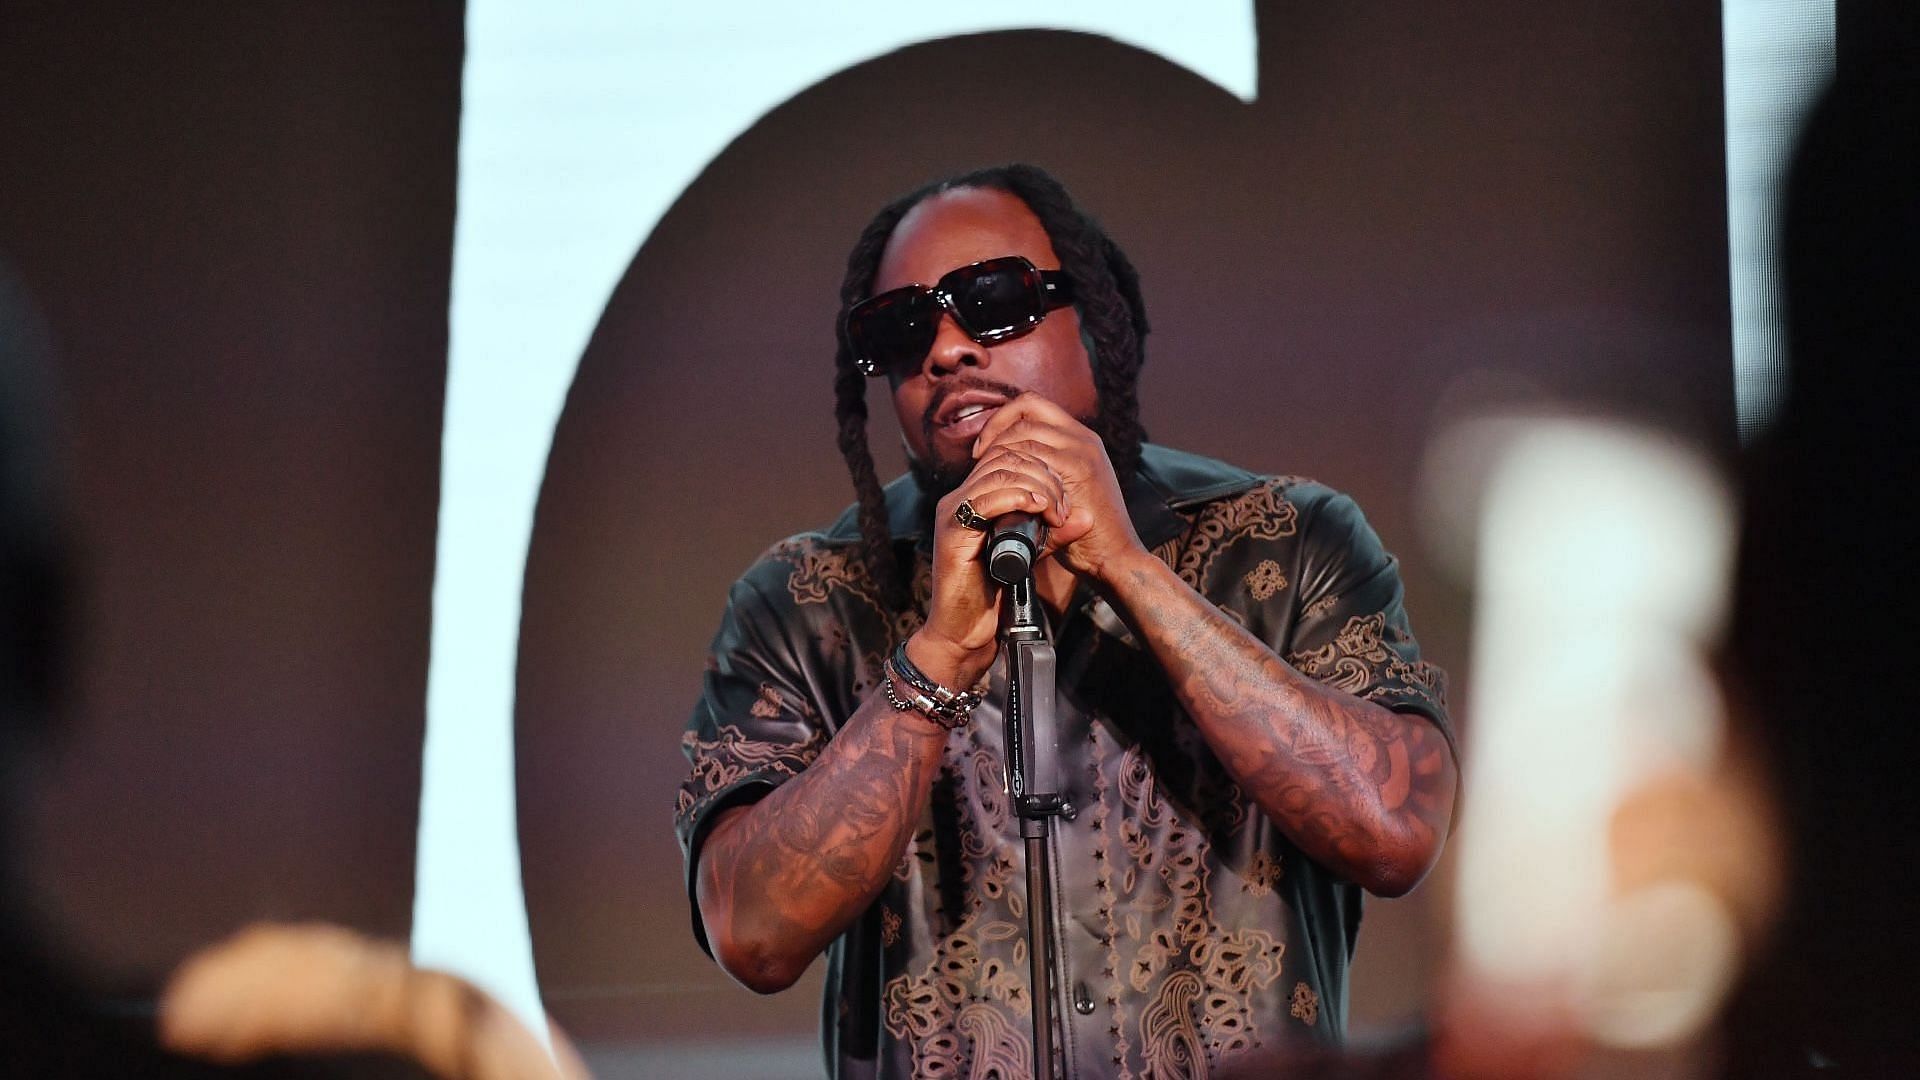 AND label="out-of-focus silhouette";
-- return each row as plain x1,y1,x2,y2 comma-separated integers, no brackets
0,262,586,1079
1220,28,1920,1080
0,260,418,1078
1720,40,1920,1080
